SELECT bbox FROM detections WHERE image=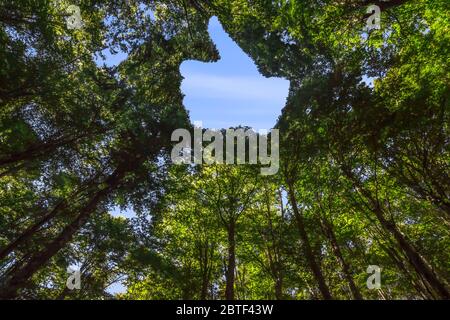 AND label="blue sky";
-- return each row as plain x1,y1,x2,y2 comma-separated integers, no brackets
100,16,289,294
180,17,289,130
102,17,289,223
97,17,289,131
